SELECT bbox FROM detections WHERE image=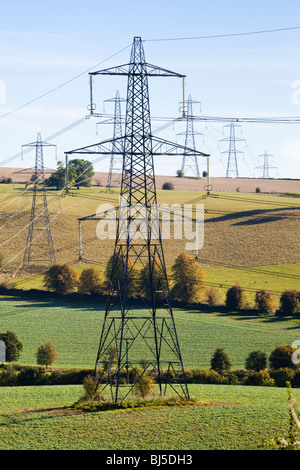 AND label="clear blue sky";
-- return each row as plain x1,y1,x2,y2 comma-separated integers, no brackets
2,0,300,179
